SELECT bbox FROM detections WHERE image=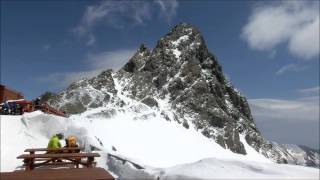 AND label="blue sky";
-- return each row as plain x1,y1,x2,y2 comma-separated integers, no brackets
1,0,319,149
